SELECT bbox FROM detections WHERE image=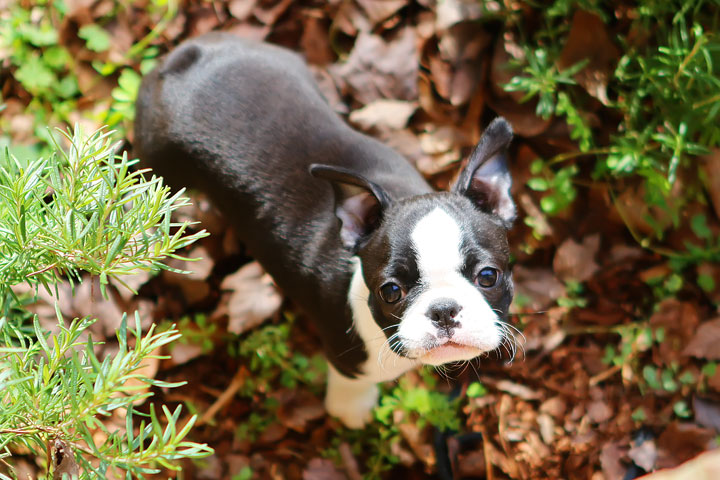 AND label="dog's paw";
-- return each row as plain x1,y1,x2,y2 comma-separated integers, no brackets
325,387,377,429
325,367,378,429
